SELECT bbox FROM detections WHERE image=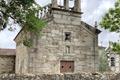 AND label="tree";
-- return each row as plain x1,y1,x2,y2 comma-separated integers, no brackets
99,51,109,72
112,42,120,54
0,0,45,47
100,0,120,53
